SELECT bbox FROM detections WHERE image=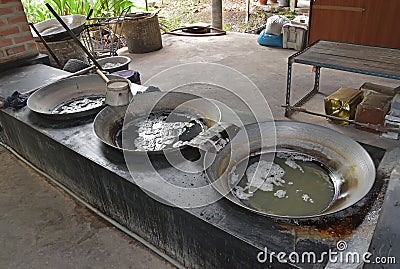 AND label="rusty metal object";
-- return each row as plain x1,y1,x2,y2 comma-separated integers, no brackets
206,121,376,218
283,105,400,133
